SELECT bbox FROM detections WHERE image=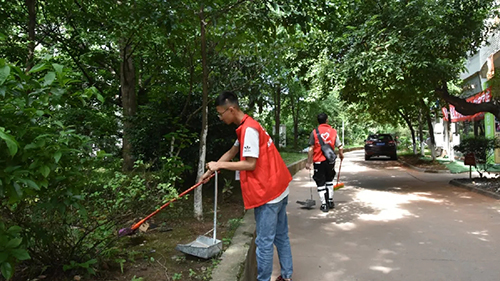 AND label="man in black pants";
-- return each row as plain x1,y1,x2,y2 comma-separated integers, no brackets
305,113,344,212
